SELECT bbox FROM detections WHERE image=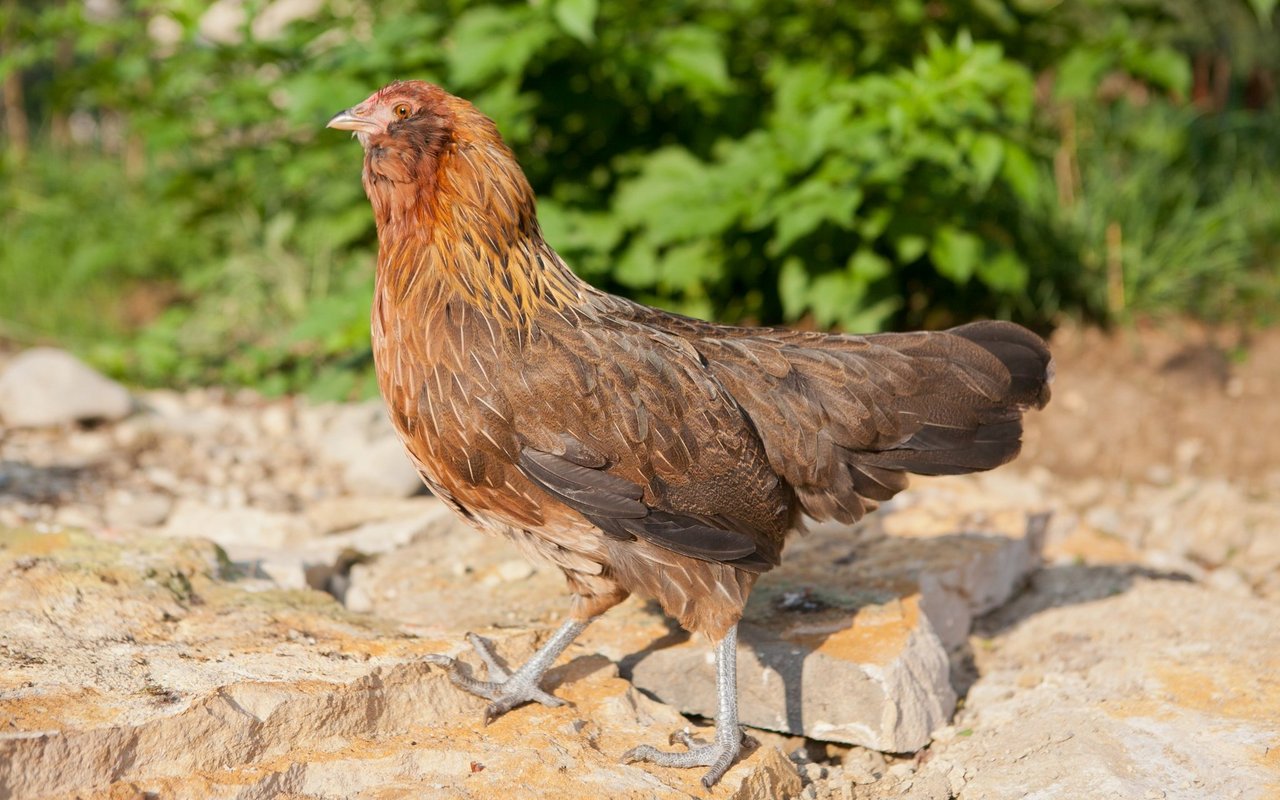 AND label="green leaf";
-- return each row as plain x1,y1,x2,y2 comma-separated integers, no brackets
895,234,928,263
614,242,660,289
553,0,598,44
651,26,732,99
970,133,1004,190
930,227,982,284
659,240,722,291
1249,0,1277,22
809,271,867,328
778,258,810,320
976,250,1029,292
1124,46,1191,96
1000,144,1041,205
848,248,891,281
446,7,557,88
768,181,863,254
1055,47,1111,101
614,147,740,243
